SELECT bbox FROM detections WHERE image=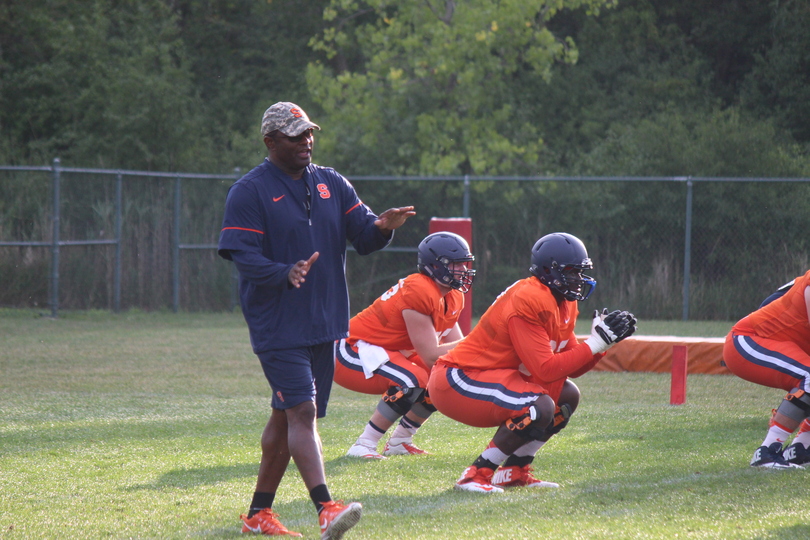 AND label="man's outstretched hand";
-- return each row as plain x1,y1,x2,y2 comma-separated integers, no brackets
375,206,416,235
